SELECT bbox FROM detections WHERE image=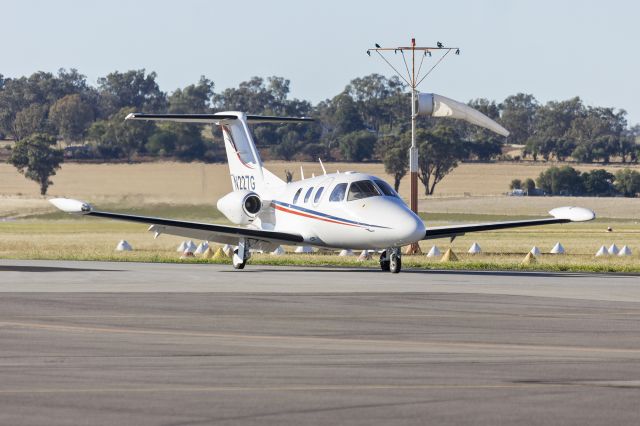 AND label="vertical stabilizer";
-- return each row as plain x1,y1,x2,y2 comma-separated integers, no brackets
218,112,284,193
124,110,313,194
